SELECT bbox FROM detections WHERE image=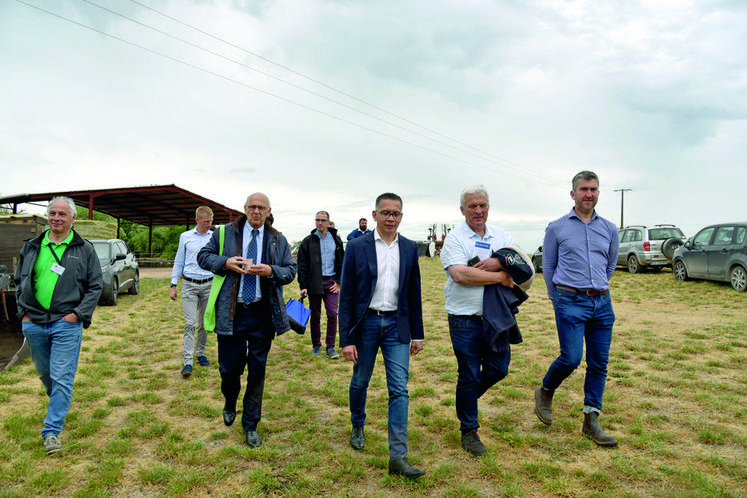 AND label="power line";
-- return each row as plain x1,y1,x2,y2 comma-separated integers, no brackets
15,0,566,185
125,0,543,175
82,0,530,174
